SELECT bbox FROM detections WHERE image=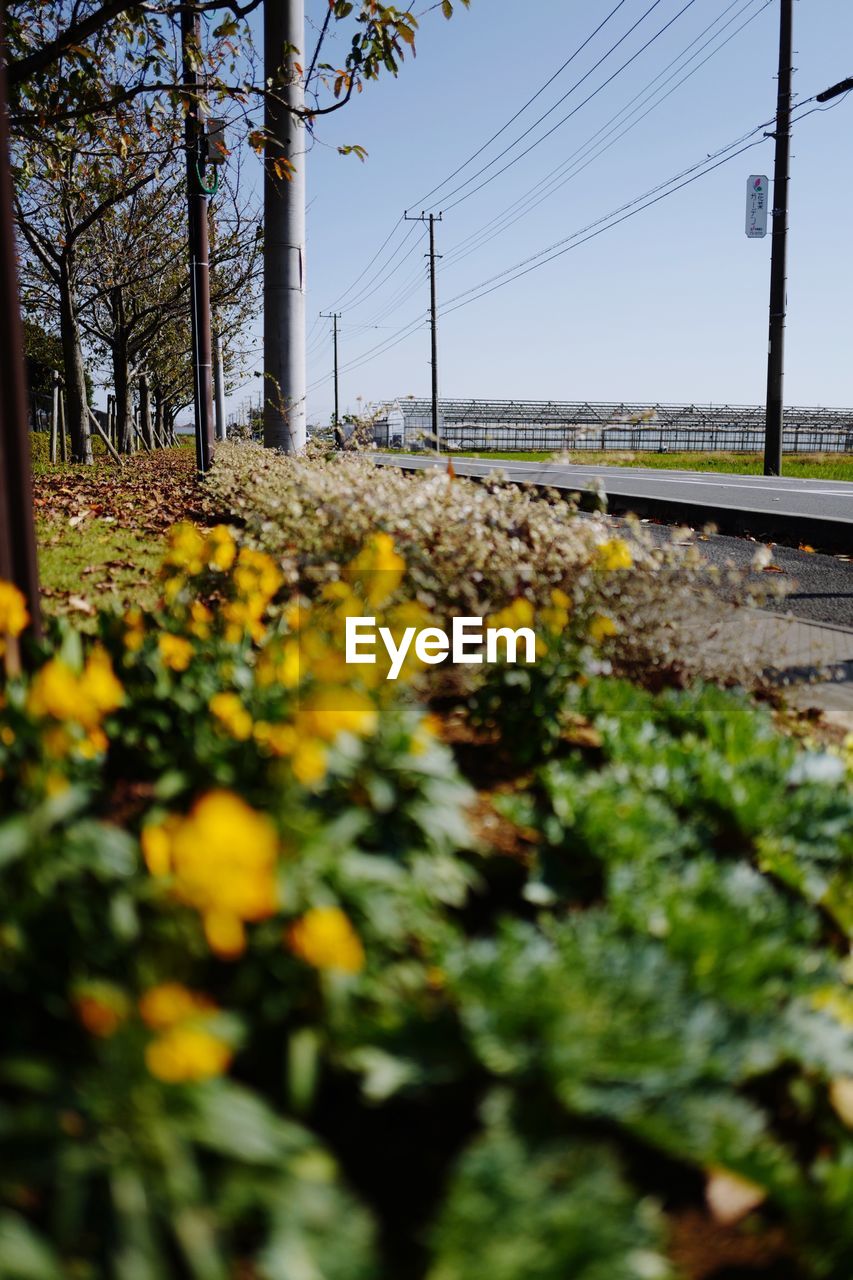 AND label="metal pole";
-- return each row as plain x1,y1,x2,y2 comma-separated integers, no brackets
405,209,443,451
0,10,42,647
213,330,227,441
58,386,67,462
181,2,215,475
320,310,341,445
429,214,440,452
264,0,306,453
763,0,793,477
333,312,339,443
50,370,59,464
